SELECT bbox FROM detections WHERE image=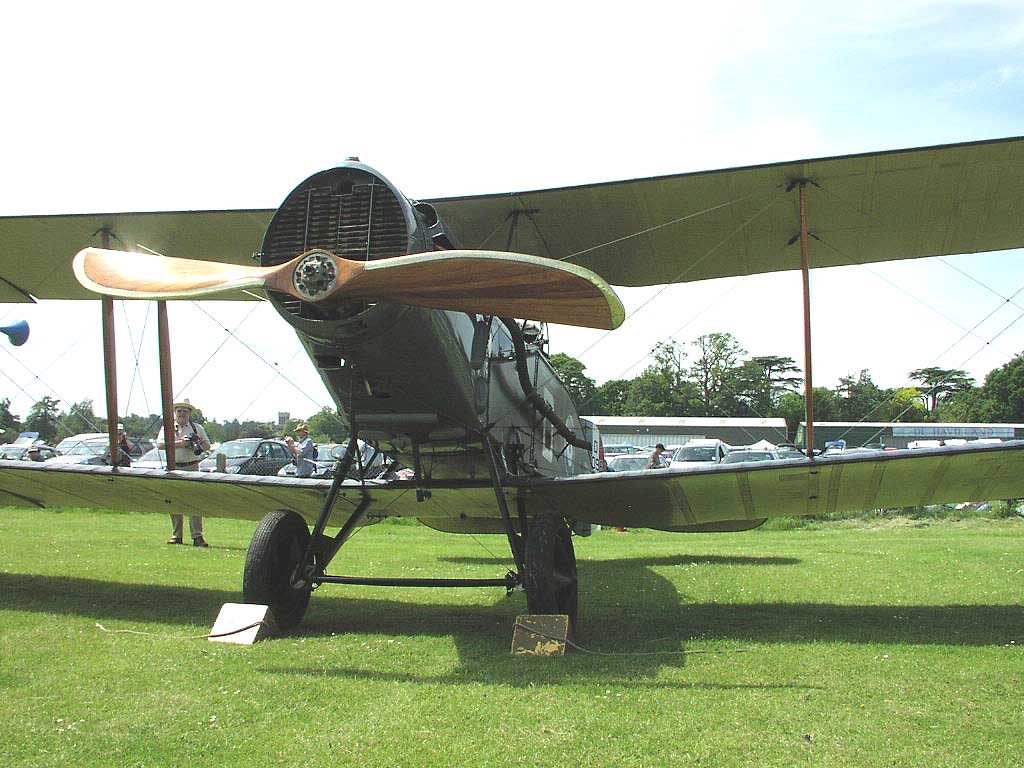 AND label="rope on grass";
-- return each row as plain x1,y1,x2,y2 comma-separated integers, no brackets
95,621,268,640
